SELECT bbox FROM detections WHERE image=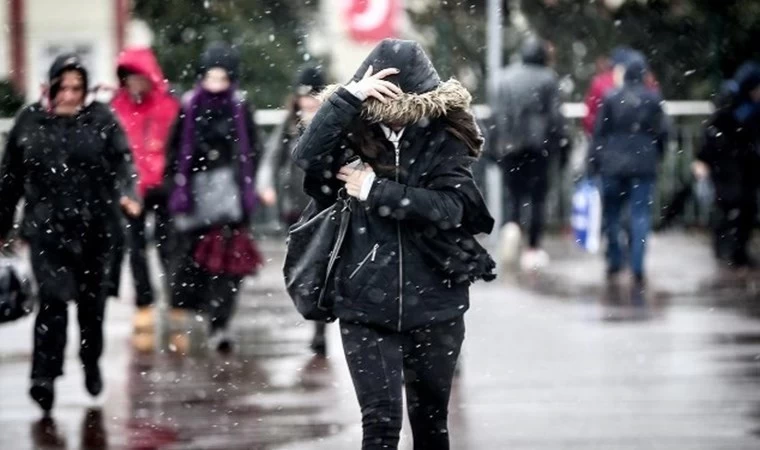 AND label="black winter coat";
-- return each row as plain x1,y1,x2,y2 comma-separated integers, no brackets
256,114,310,224
0,102,135,247
293,85,495,332
164,94,261,226
492,62,567,161
698,106,760,204
590,81,668,179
